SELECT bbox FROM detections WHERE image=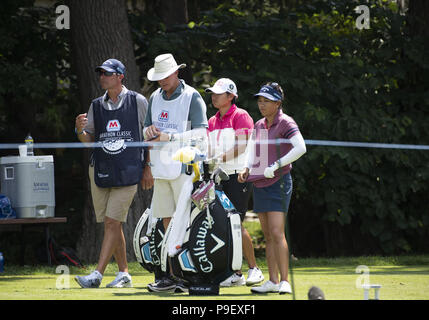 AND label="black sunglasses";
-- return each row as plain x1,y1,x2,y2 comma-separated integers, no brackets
97,70,117,77
269,82,280,90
